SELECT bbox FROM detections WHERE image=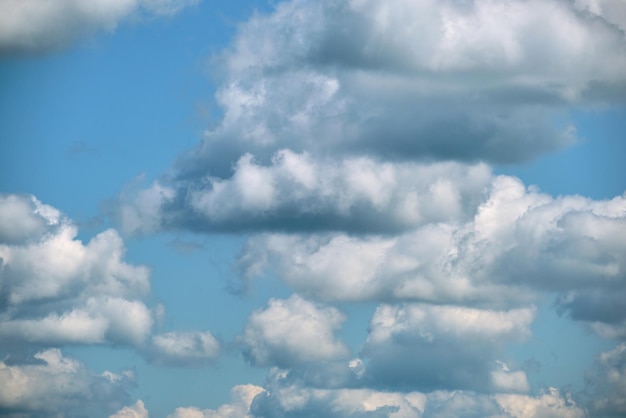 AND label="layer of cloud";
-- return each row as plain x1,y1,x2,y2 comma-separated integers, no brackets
118,152,491,235
148,330,220,367
168,384,265,418
0,0,200,53
172,0,626,180
247,370,585,418
241,295,349,368
110,400,150,418
0,194,154,348
359,303,534,392
238,175,626,334
0,348,134,416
